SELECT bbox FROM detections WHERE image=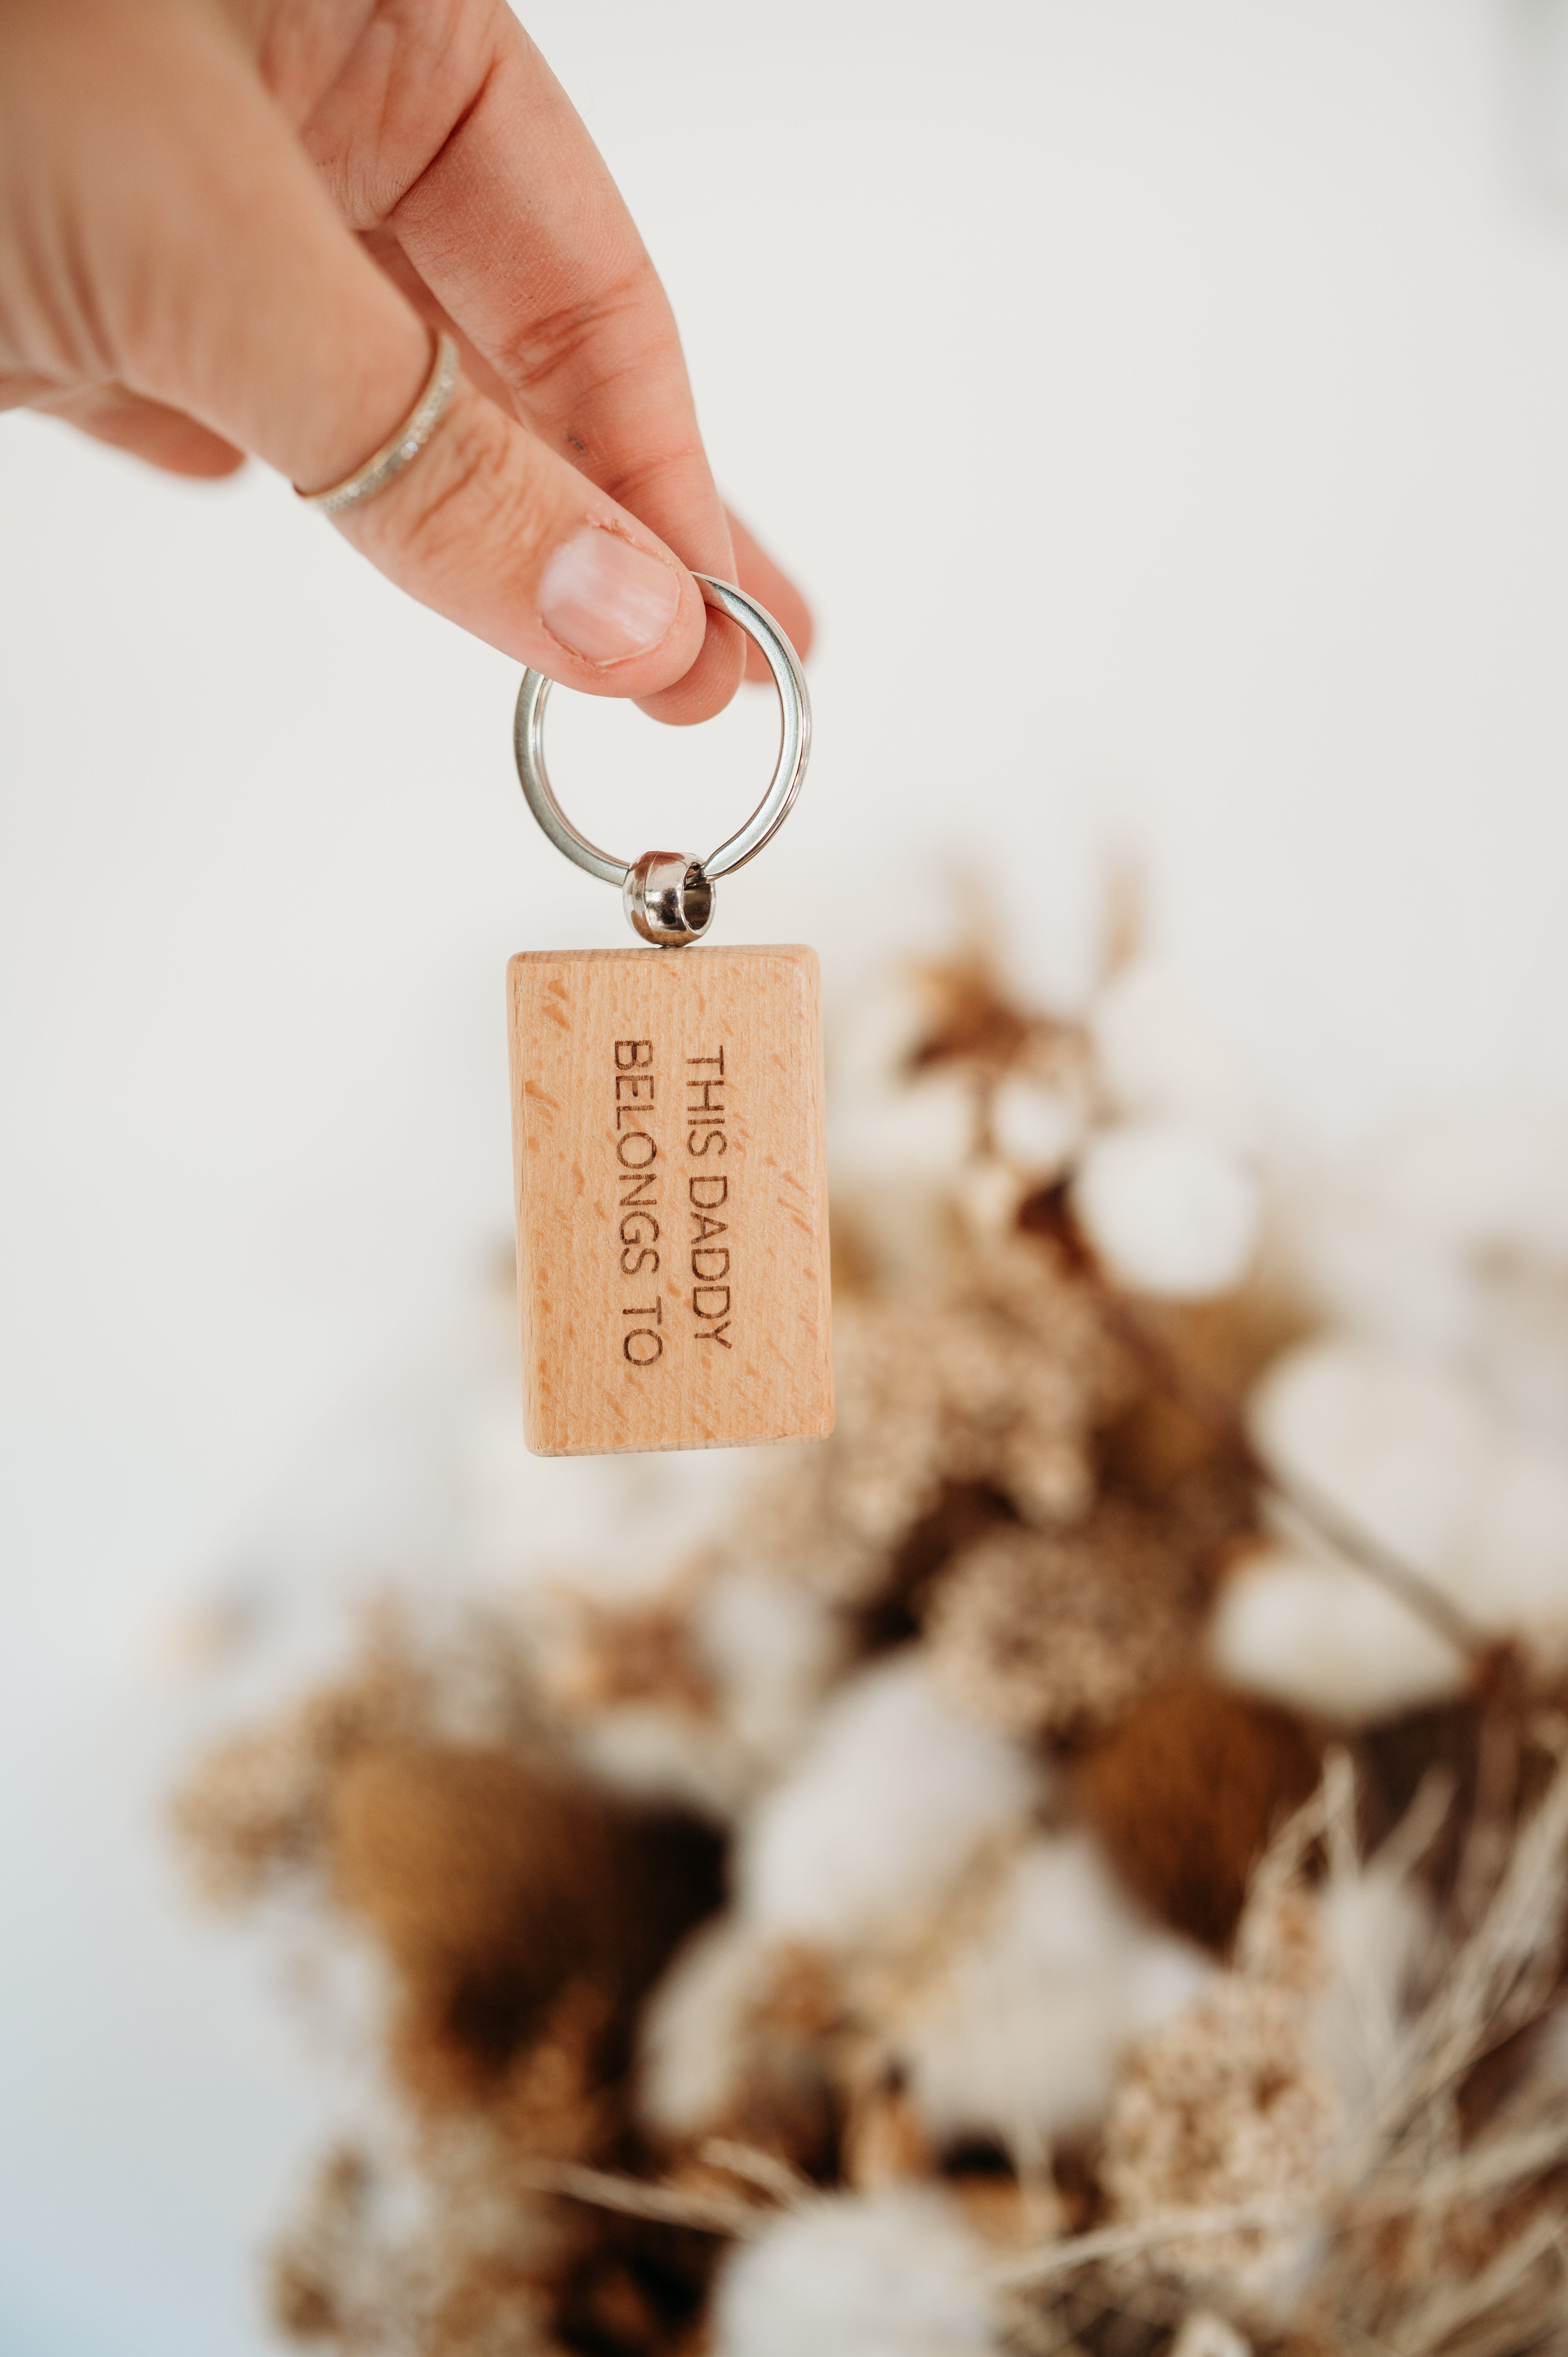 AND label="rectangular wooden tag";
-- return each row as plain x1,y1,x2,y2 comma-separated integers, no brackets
507,945,834,1456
